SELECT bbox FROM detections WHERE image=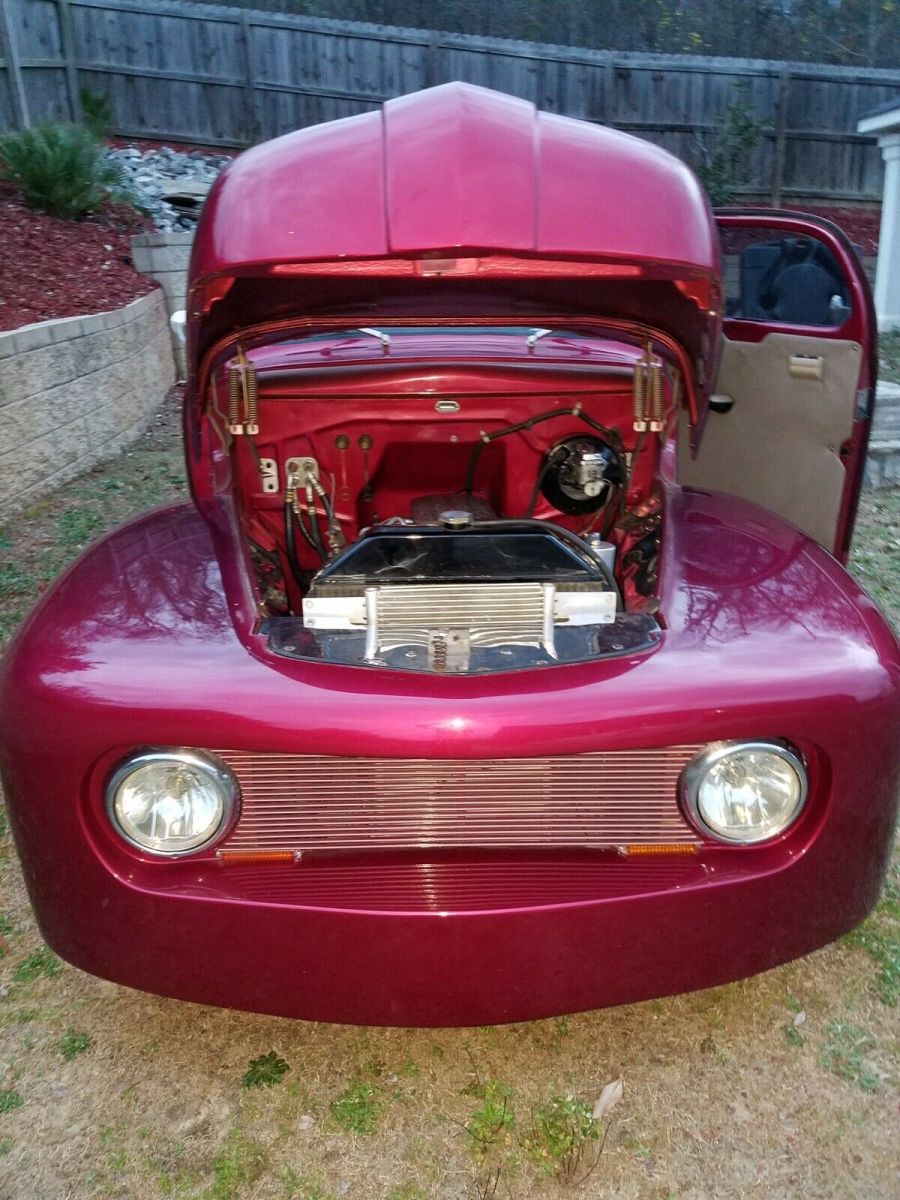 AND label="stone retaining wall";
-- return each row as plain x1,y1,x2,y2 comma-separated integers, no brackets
0,290,176,520
130,232,193,316
131,232,194,376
